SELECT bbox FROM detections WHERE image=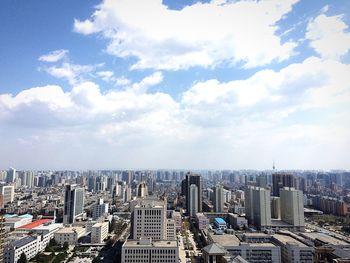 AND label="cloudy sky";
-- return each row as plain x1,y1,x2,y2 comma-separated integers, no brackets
1,0,350,170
